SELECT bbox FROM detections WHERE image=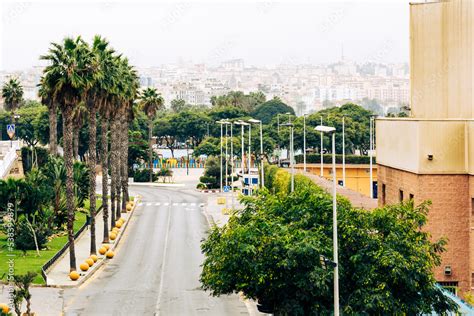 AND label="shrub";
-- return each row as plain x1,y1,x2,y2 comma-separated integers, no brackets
14,217,50,252
21,147,49,174
196,183,207,190
133,169,157,182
